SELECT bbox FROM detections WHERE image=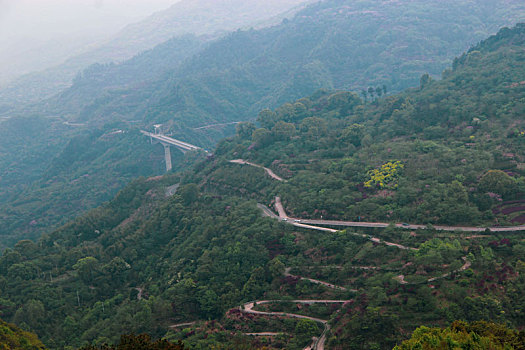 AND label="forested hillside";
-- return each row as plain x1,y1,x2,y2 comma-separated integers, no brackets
40,0,525,127
395,321,524,350
0,318,45,349
1,0,523,248
0,25,523,349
